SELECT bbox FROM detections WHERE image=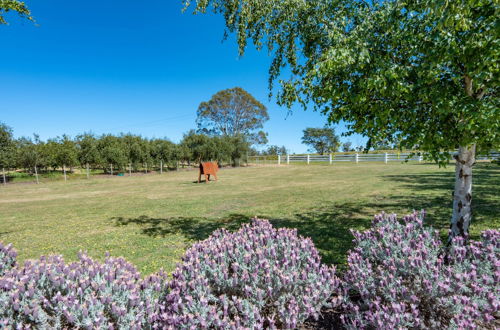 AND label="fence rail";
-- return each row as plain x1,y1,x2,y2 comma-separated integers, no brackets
248,151,499,165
